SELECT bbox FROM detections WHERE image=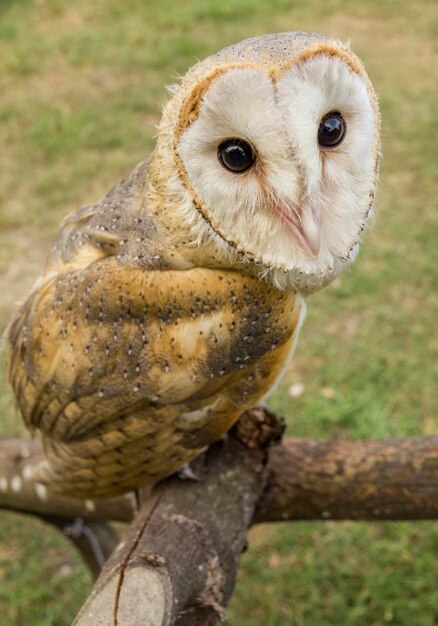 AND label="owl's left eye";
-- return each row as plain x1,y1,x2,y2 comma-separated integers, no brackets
217,138,256,173
318,111,347,148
